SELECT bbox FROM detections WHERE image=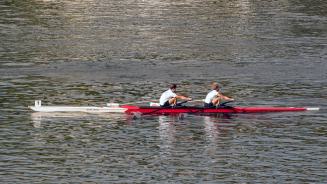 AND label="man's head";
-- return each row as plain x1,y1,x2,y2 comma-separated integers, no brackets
170,84,177,92
211,82,220,91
